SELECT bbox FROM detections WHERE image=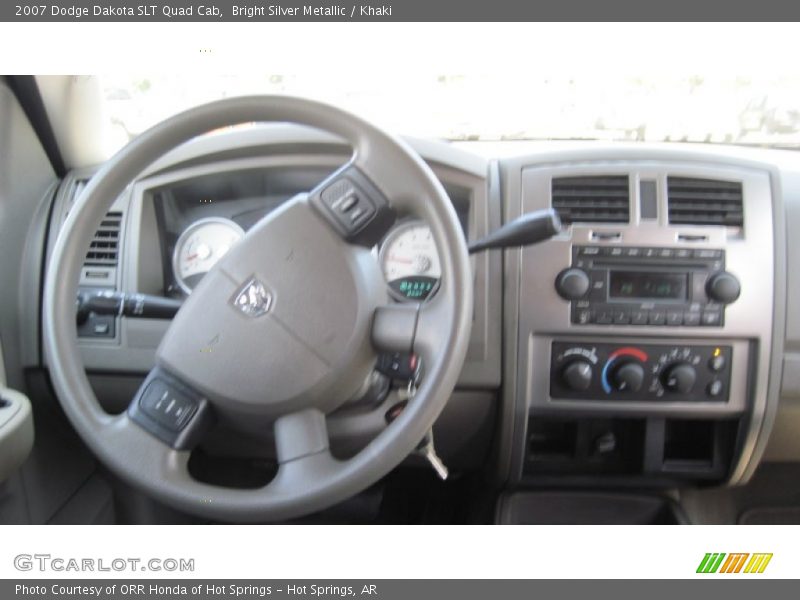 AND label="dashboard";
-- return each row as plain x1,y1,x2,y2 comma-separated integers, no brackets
26,124,800,490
